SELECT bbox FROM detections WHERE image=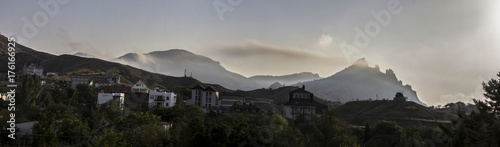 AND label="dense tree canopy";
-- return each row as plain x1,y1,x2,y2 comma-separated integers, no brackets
5,71,500,146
